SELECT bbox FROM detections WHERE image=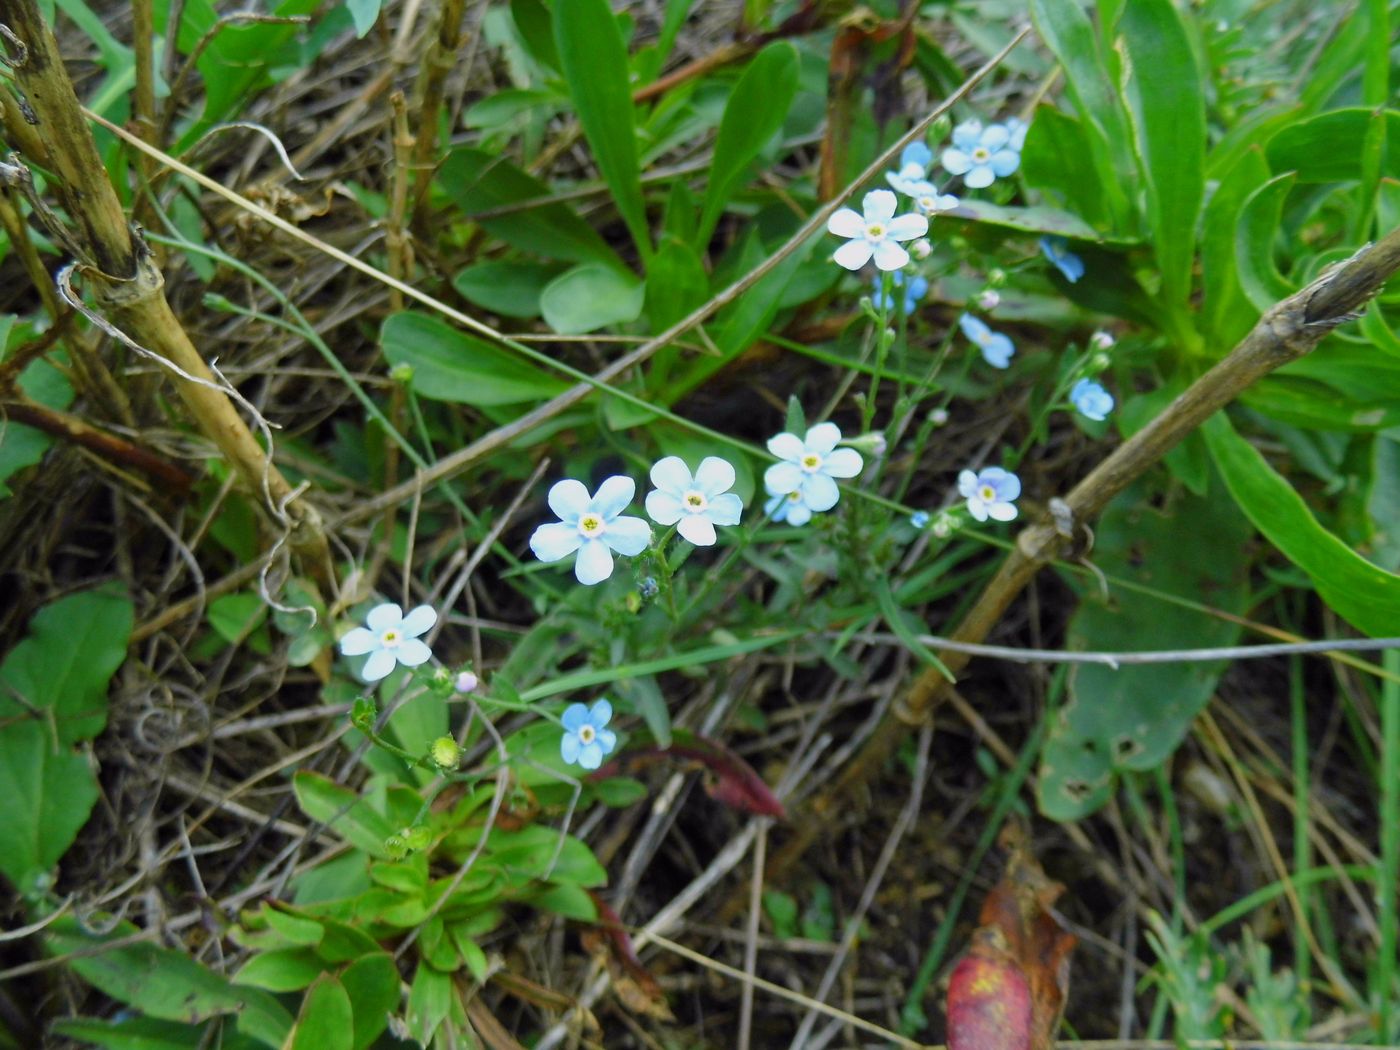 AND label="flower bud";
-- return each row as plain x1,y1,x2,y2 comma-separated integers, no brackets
930,114,952,143
910,510,930,530
402,825,433,851
389,363,415,384
1090,352,1112,373
844,431,886,456
1089,330,1115,351
929,407,950,426
430,736,462,770
351,696,377,732
932,514,953,539
454,670,479,694
911,238,932,260
985,267,1007,288
975,289,1000,310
